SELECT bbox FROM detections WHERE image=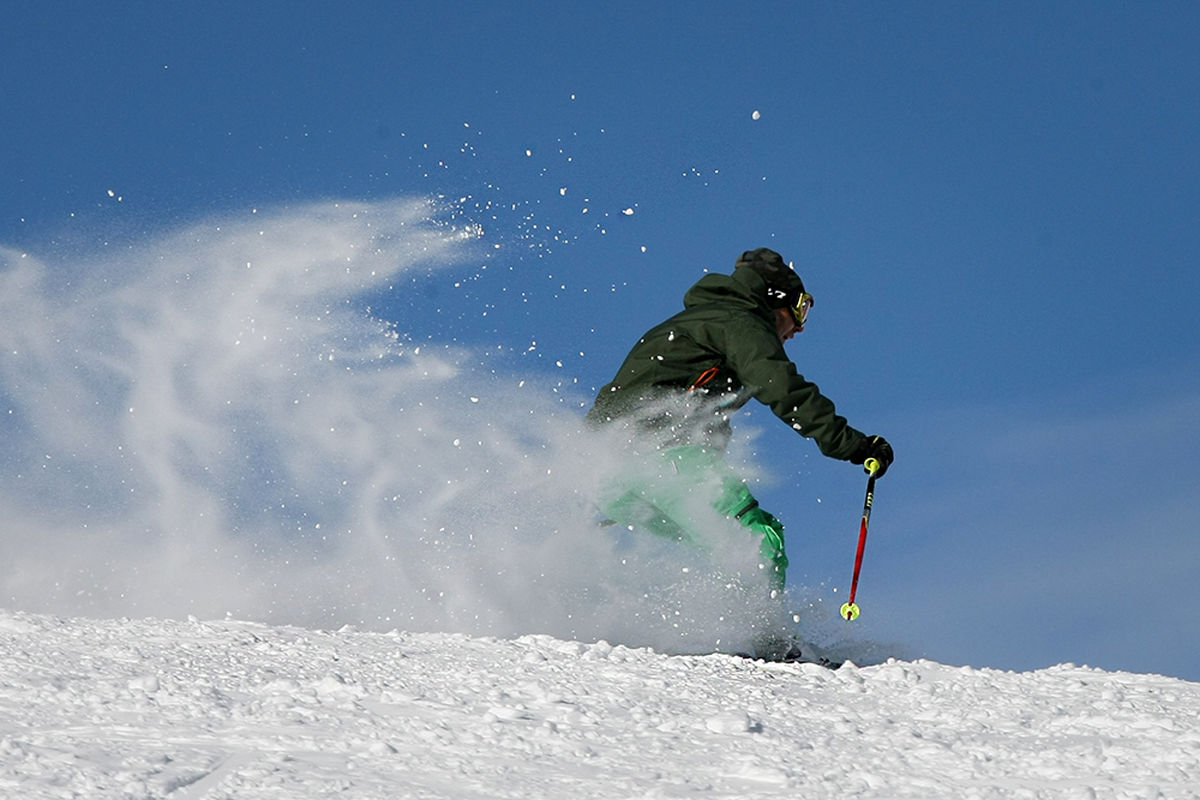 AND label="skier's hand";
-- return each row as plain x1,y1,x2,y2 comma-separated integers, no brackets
850,435,894,477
